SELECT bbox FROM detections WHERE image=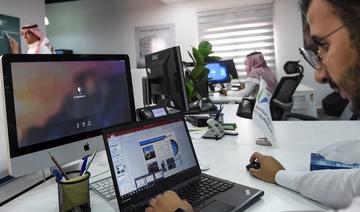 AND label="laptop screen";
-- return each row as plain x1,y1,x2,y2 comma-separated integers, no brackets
105,116,197,199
